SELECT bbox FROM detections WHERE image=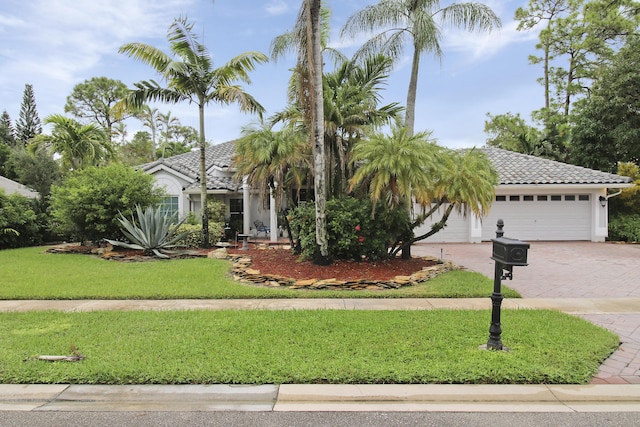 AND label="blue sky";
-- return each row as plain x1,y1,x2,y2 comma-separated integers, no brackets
0,0,542,149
